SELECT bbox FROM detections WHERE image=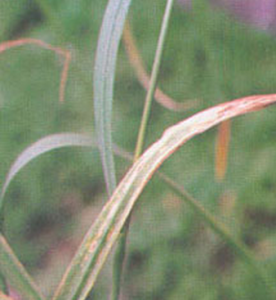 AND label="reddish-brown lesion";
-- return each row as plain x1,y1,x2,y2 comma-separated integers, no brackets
215,120,231,181
215,94,276,182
